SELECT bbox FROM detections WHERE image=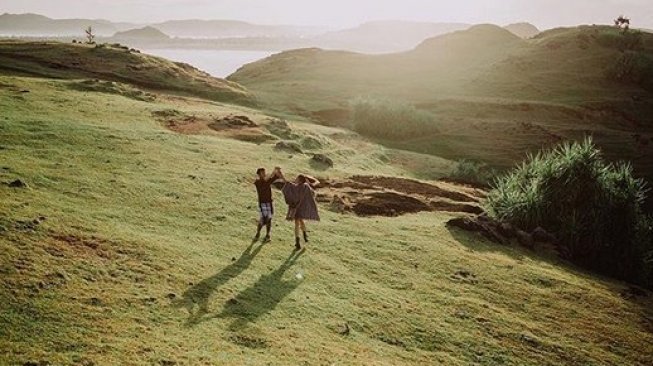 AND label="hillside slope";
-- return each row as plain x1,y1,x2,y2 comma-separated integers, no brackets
0,13,125,36
504,23,540,38
0,40,253,105
229,25,653,182
153,19,324,38
111,26,170,41
2,72,653,366
313,20,471,53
